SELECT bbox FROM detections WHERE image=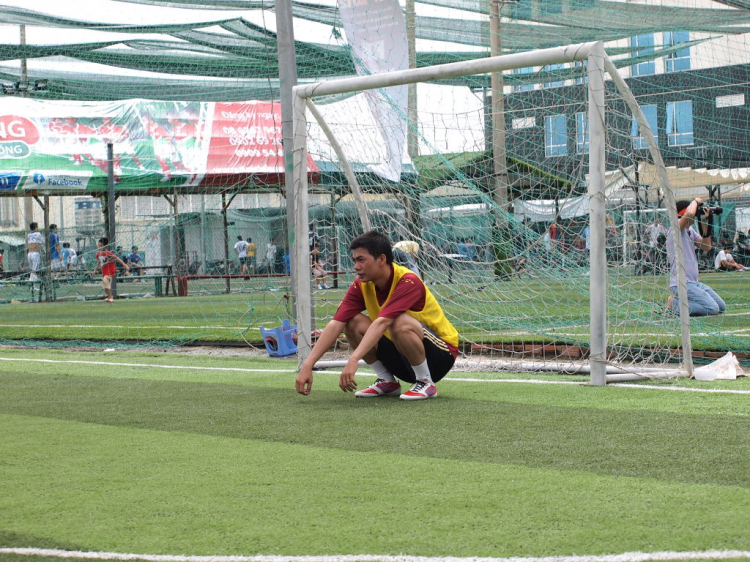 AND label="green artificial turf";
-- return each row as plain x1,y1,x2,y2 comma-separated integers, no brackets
1,350,749,561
